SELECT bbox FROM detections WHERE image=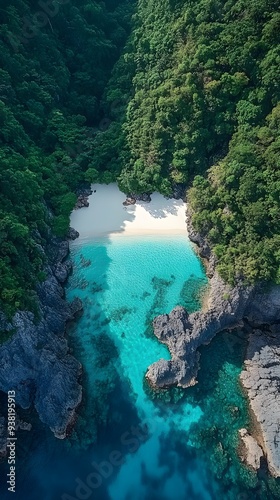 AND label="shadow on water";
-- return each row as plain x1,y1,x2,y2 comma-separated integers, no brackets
64,197,280,500
0,199,146,500
60,204,150,497
4,188,280,499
